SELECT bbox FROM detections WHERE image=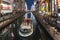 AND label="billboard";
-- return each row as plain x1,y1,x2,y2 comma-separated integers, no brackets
1,3,13,14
